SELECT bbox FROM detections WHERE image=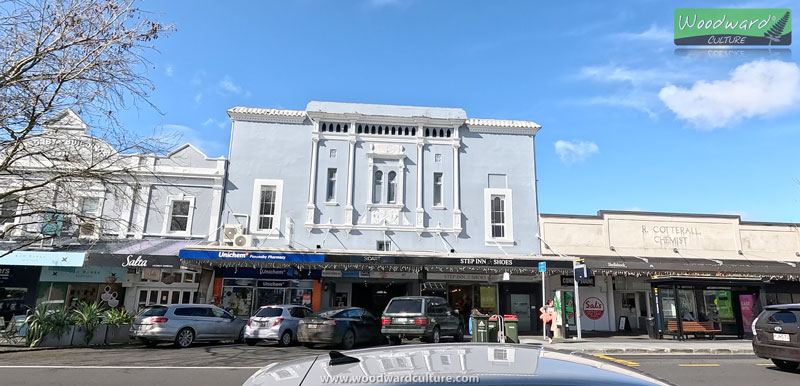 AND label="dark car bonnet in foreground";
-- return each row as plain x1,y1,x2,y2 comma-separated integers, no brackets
242,343,673,386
